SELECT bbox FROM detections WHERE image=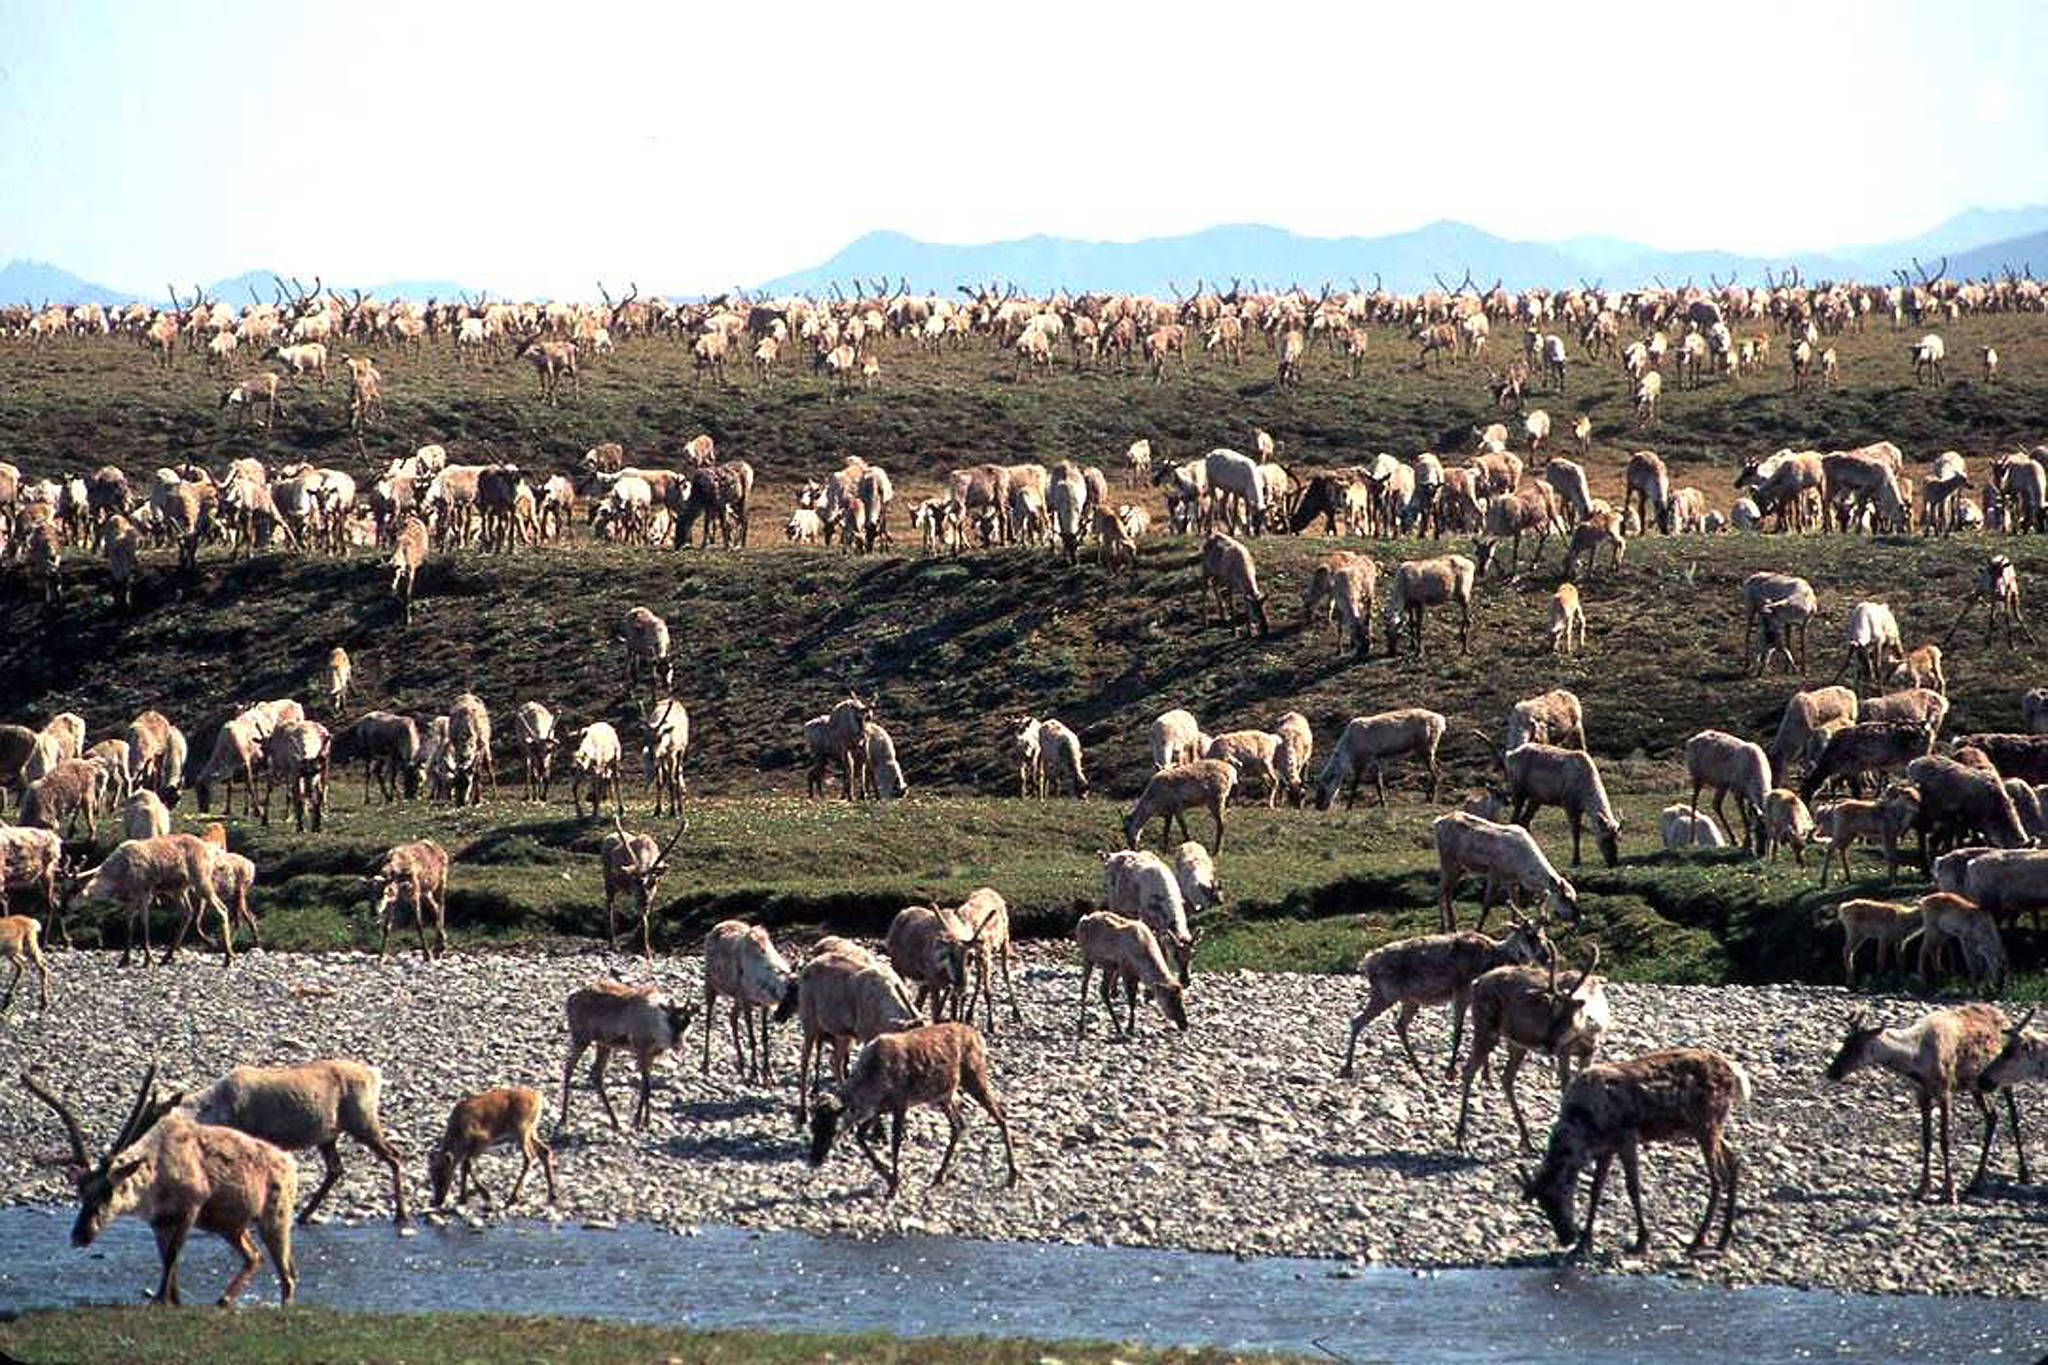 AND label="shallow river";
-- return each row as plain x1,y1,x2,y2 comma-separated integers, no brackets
1,1208,2041,1363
